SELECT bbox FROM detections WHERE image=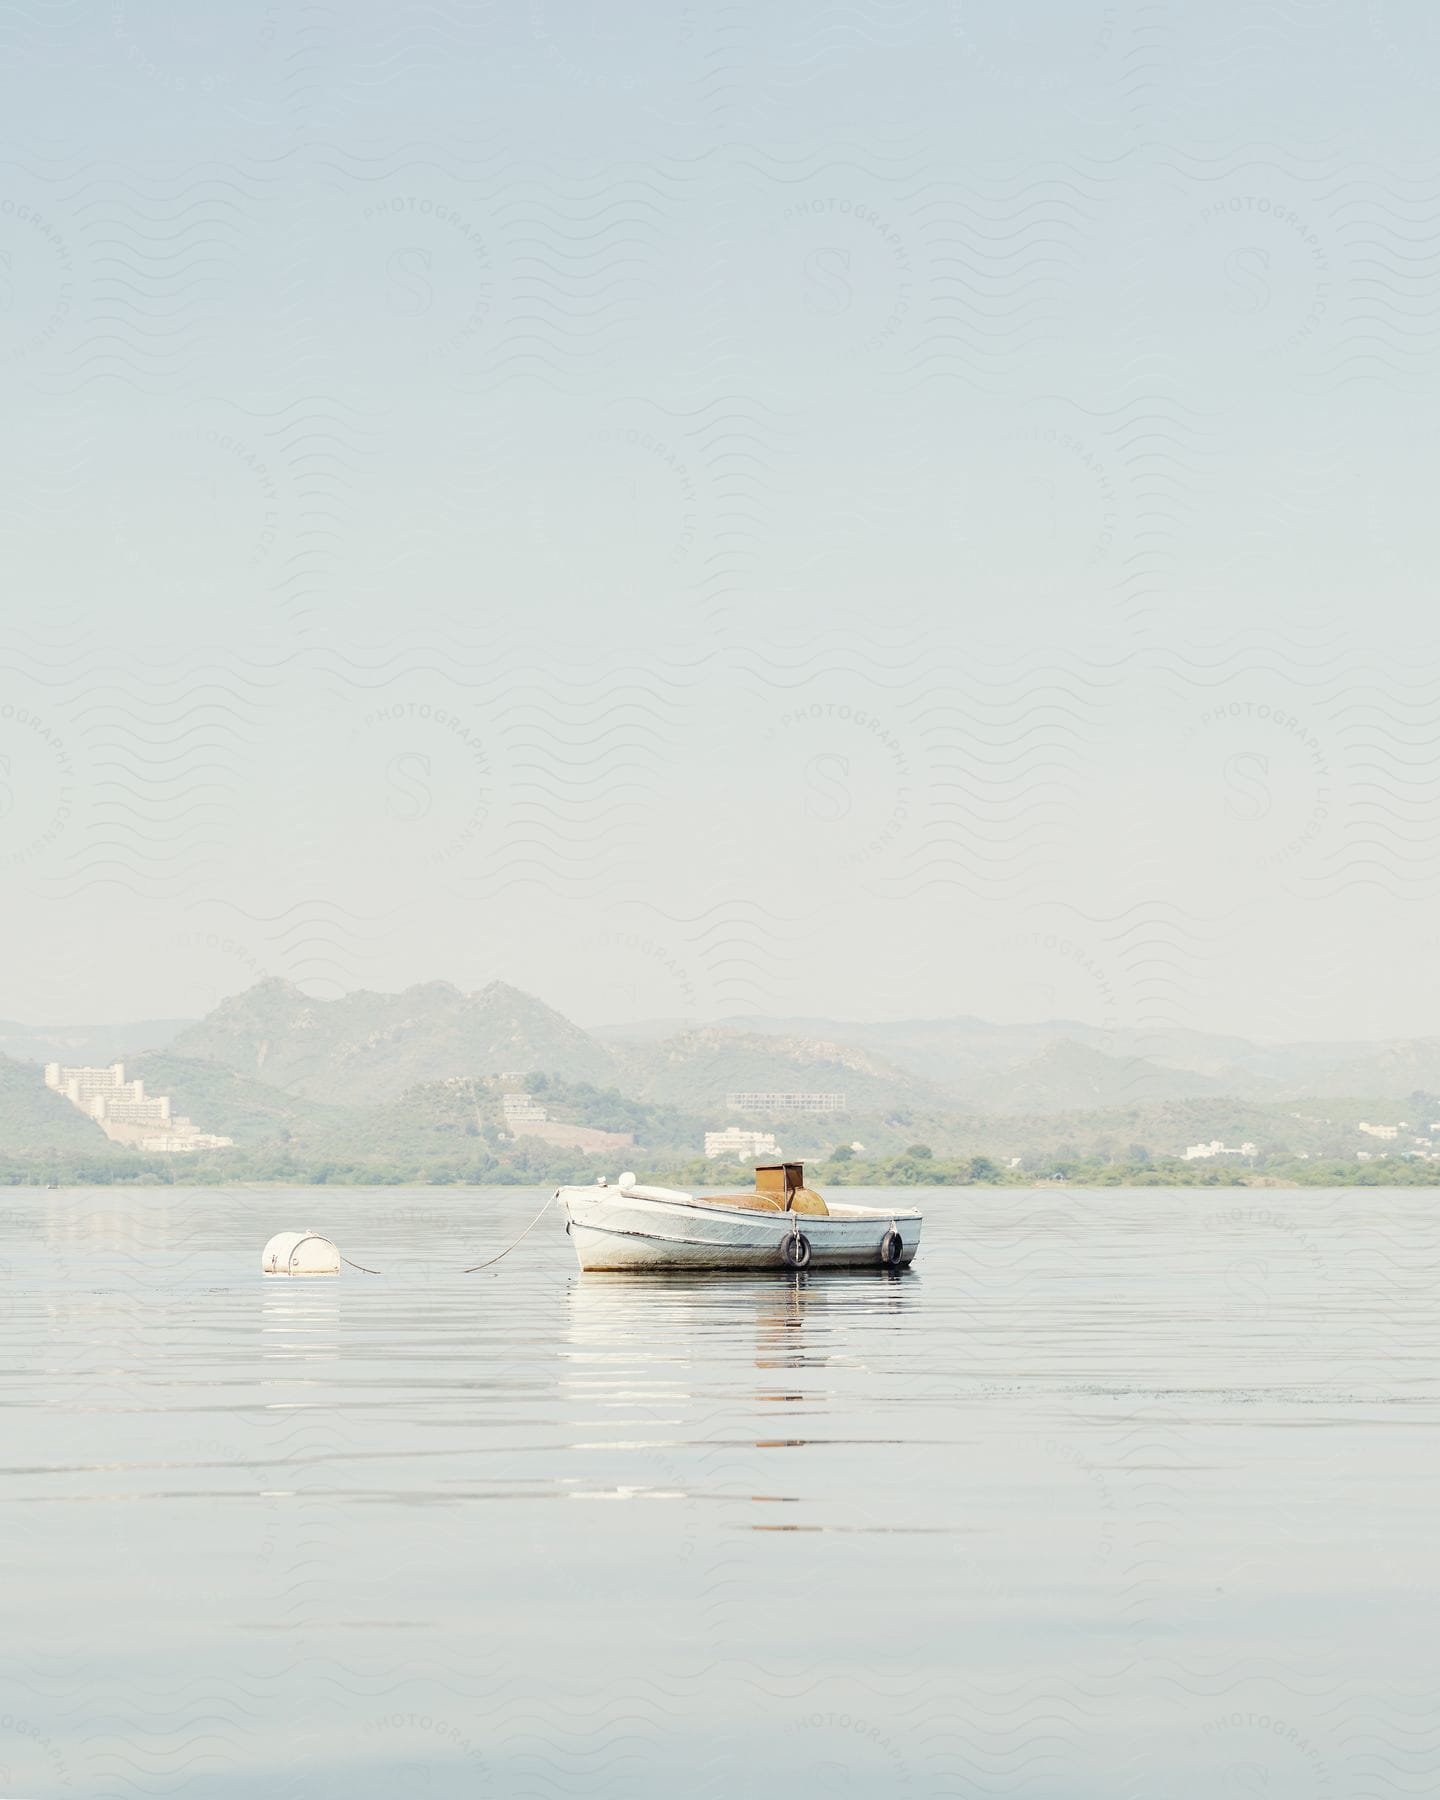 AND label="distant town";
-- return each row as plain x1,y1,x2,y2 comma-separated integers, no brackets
27,1056,1440,1182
